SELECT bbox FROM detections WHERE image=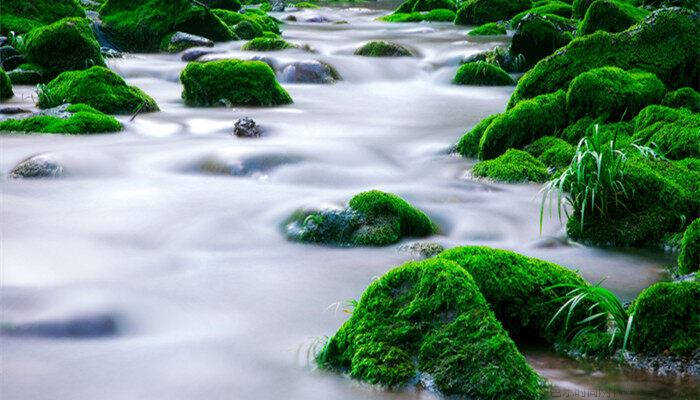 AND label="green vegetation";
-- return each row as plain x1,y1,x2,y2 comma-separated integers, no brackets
563,331,619,358
633,105,700,160
472,149,549,183
678,220,699,275
510,1,573,27
180,59,292,107
316,258,546,399
662,87,700,113
578,0,648,35
0,0,85,35
7,63,46,85
424,9,457,21
293,1,319,8
204,0,242,11
233,20,264,40
510,14,574,69
0,68,13,100
468,22,506,36
455,0,532,25
0,104,122,134
525,136,575,171
453,62,515,86
456,114,499,157
396,0,456,12
379,12,426,22
380,9,456,23
354,41,413,57
242,37,296,51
